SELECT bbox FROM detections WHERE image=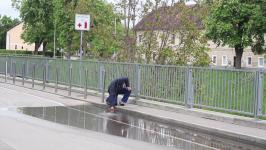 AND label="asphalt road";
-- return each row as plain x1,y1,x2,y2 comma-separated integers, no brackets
0,86,176,150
